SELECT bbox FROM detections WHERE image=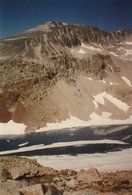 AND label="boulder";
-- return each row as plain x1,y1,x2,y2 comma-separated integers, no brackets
66,179,78,189
0,157,53,180
63,189,98,195
0,189,21,195
9,165,38,180
19,184,44,195
19,184,62,195
3,179,28,189
77,168,100,183
45,185,62,195
0,161,11,182
0,181,21,195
